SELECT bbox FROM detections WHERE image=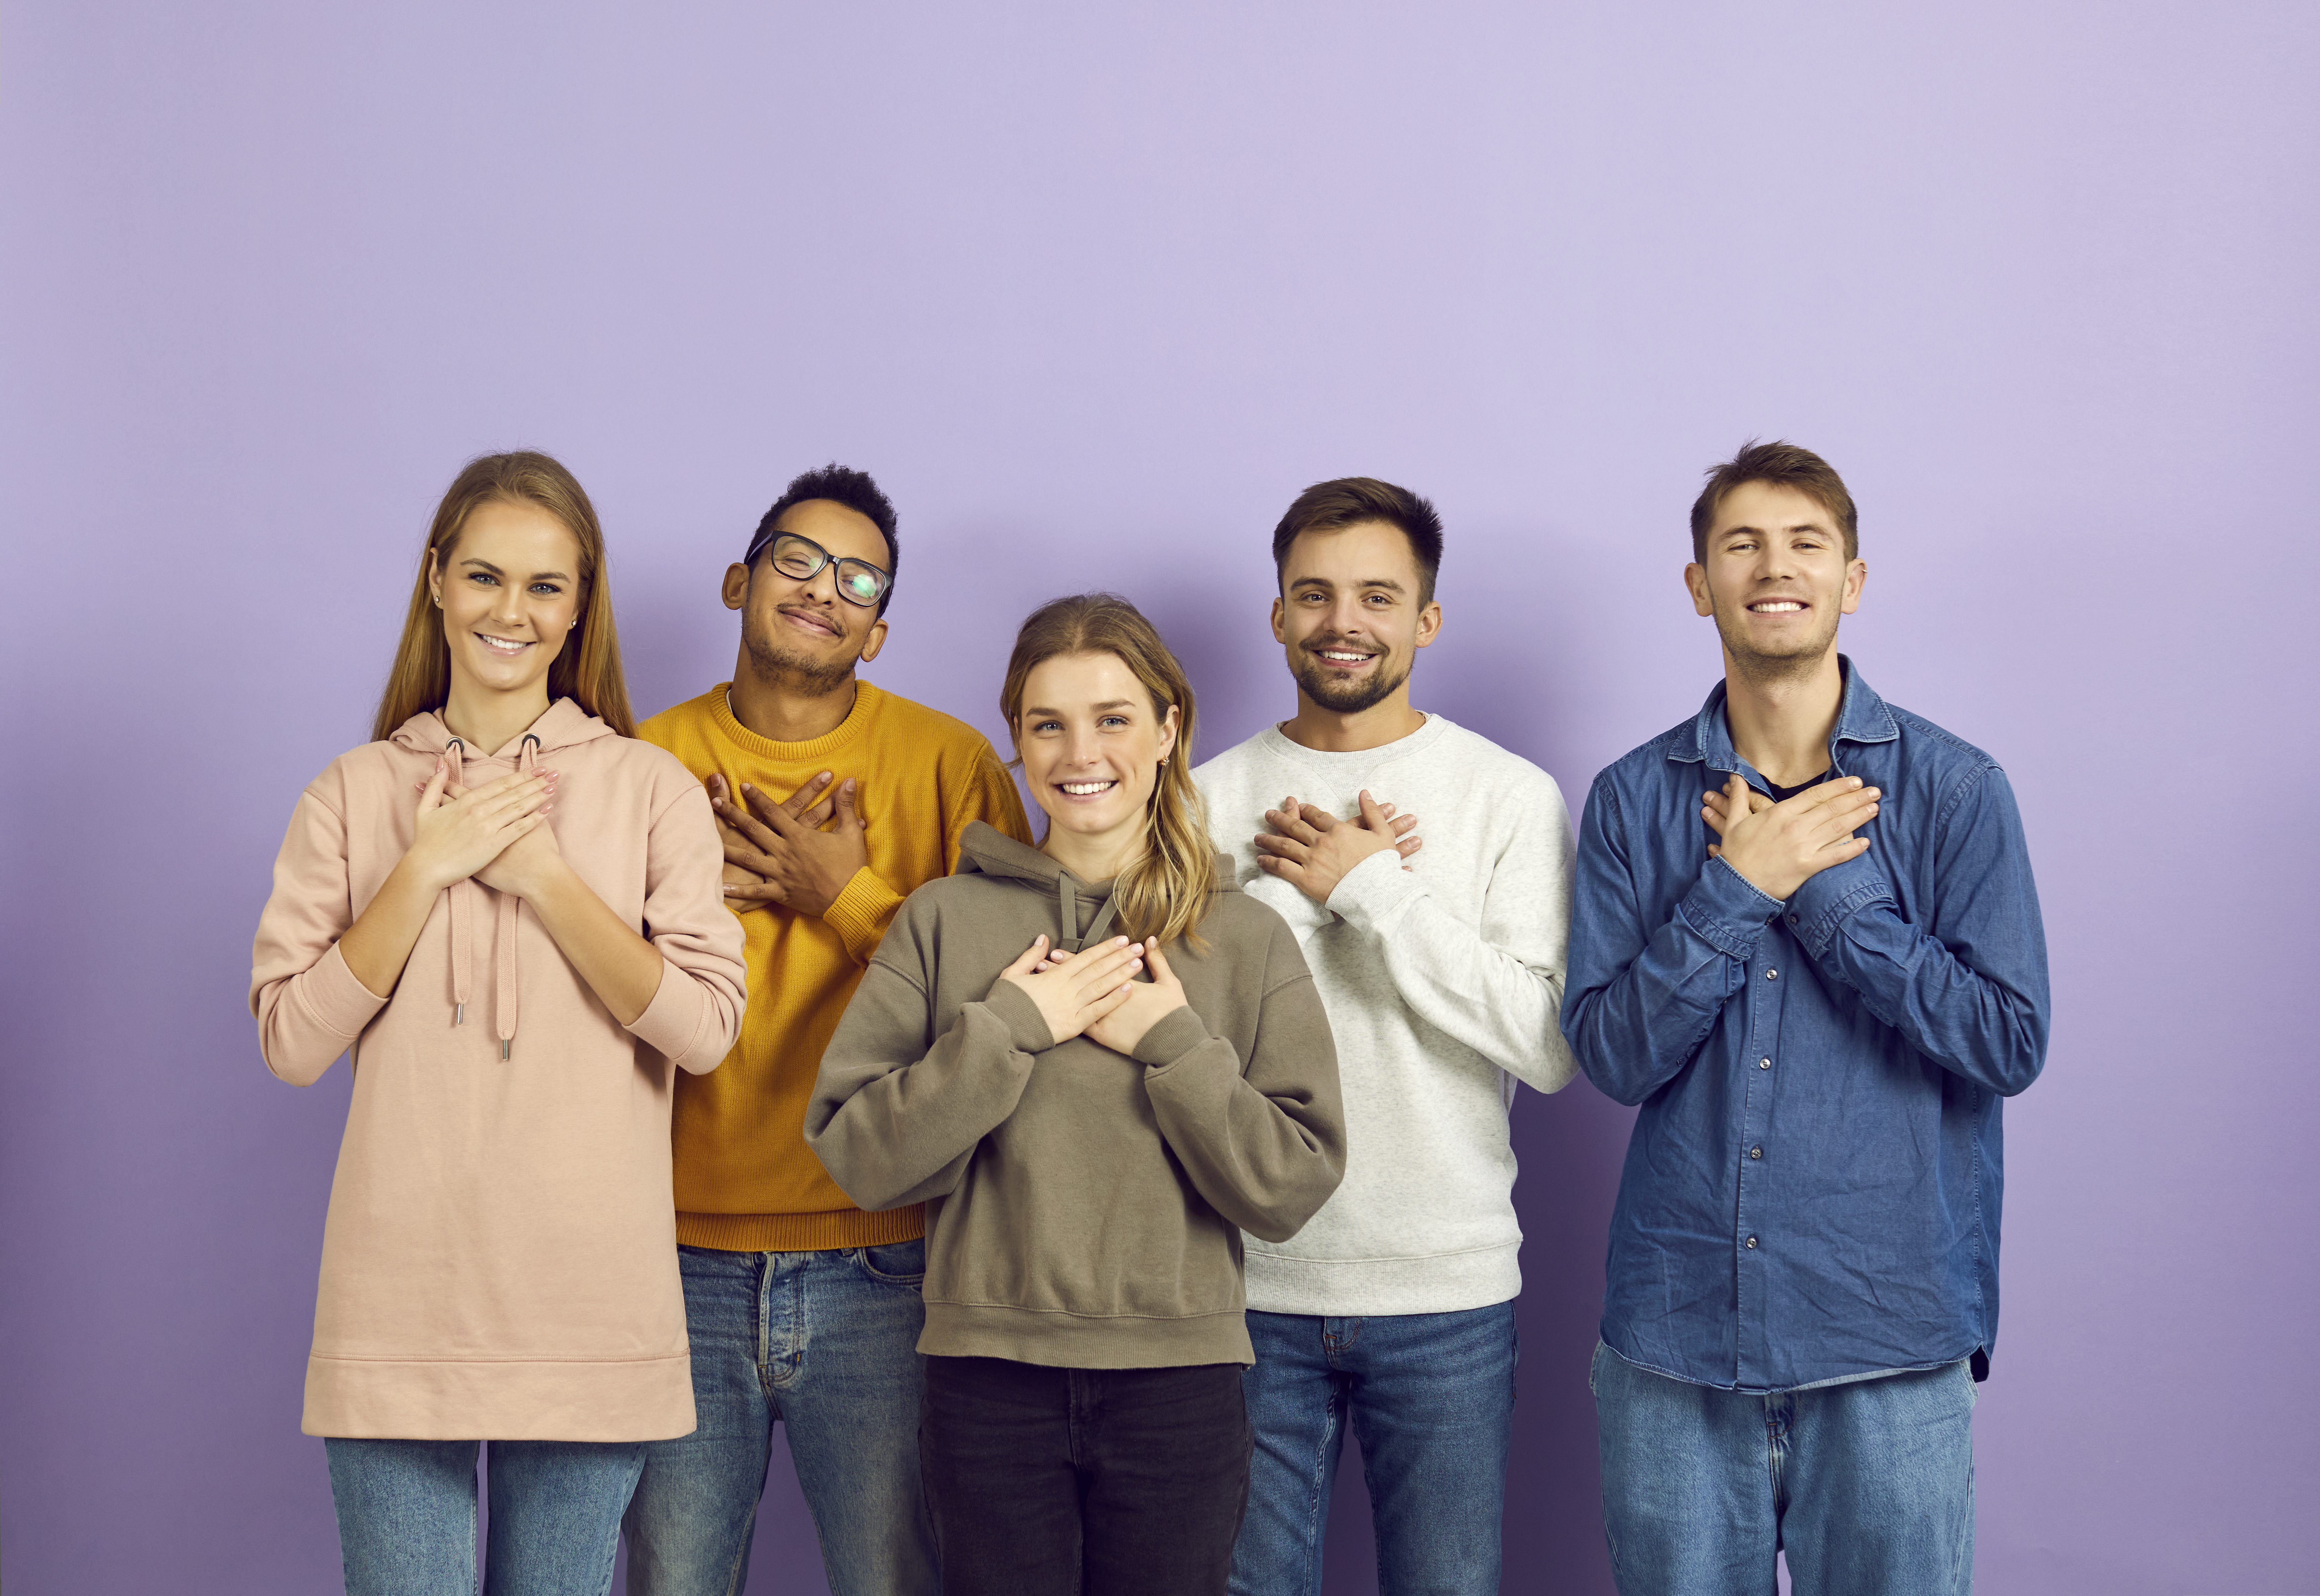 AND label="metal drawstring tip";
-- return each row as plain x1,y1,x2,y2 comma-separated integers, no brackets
454,1003,466,1025
500,1038,511,1061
